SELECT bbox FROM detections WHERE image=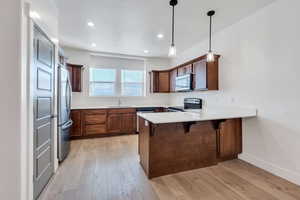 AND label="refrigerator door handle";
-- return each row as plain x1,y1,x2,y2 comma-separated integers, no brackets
62,120,73,130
